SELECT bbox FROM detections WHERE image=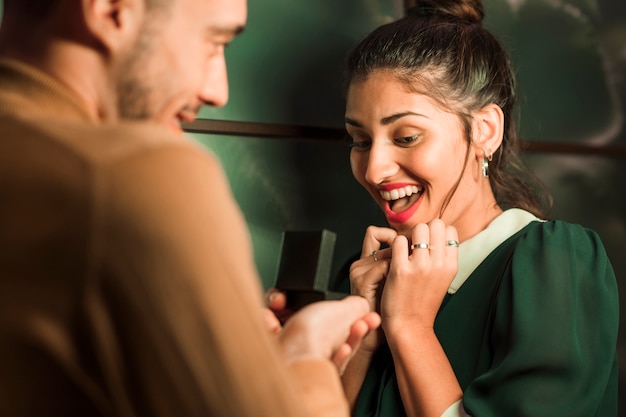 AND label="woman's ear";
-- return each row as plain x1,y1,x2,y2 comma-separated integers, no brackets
471,103,504,159
81,0,145,55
